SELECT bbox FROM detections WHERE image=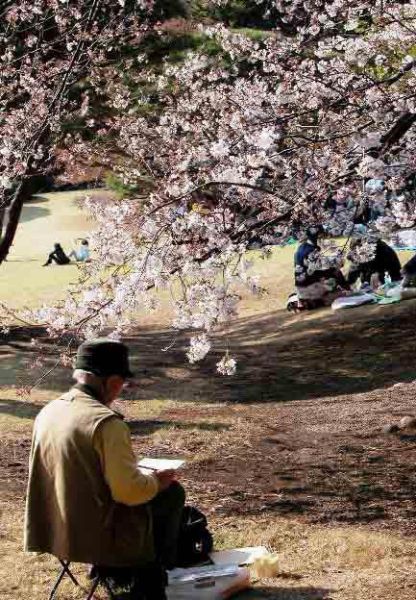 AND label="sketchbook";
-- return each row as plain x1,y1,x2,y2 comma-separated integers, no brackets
138,458,185,473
